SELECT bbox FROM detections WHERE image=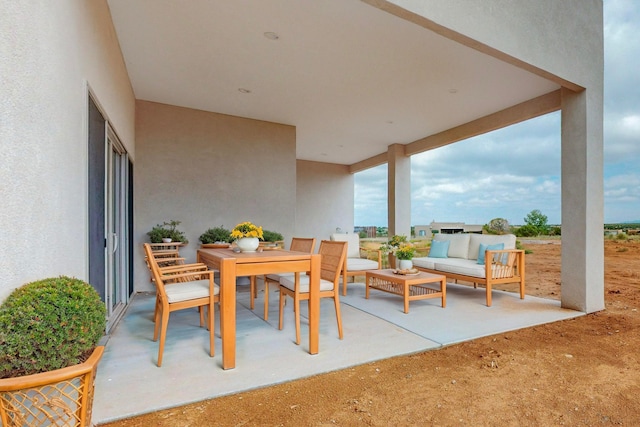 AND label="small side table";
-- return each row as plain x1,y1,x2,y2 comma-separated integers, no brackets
366,269,446,313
